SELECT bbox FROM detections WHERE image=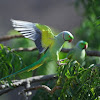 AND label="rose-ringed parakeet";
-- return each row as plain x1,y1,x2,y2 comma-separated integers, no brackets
67,40,88,64
0,19,74,80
